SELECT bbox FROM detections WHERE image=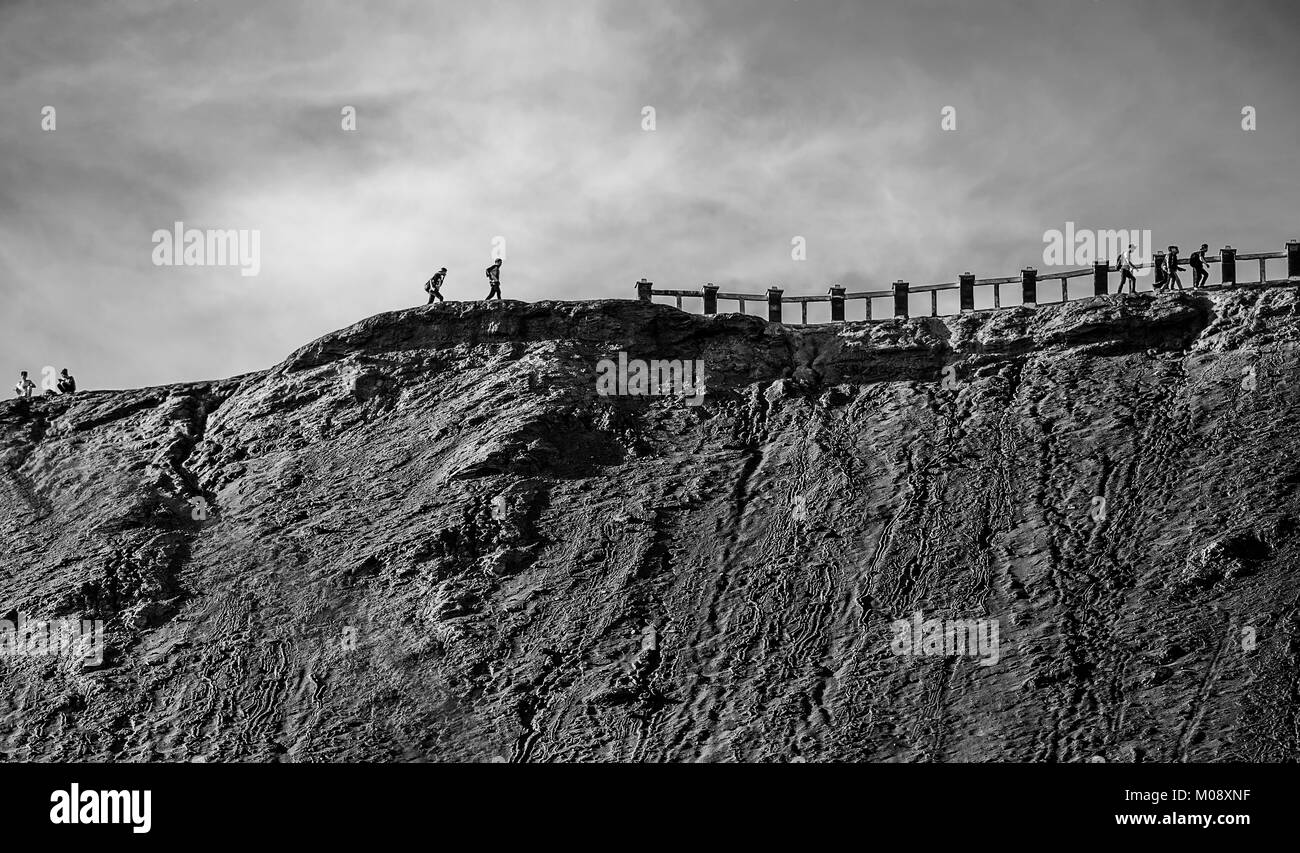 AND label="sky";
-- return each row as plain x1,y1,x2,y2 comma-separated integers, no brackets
2,0,1298,389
